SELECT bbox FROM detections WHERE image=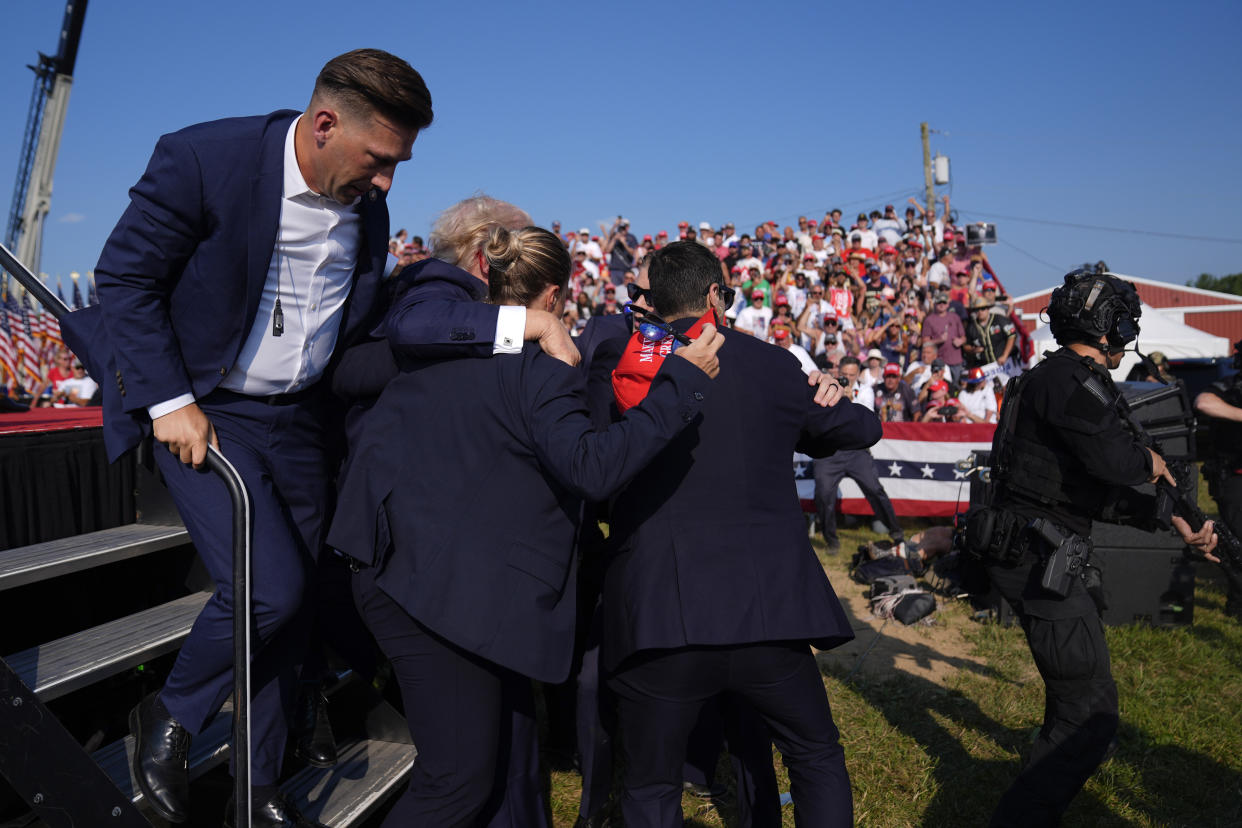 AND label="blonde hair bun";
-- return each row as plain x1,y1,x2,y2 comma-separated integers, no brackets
484,226,524,274
483,226,571,308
